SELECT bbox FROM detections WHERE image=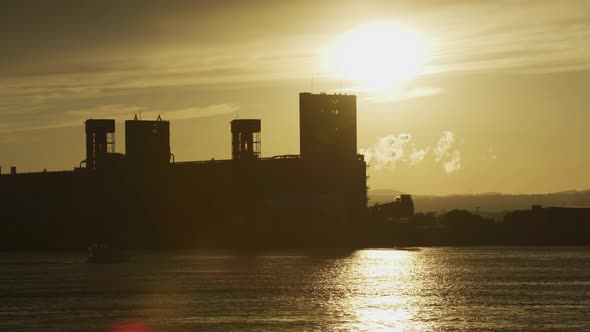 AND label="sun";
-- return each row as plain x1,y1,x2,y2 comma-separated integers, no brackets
323,21,433,91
